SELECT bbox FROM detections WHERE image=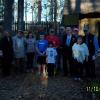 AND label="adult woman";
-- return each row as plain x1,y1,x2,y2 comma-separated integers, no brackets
72,35,89,80
26,32,36,72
